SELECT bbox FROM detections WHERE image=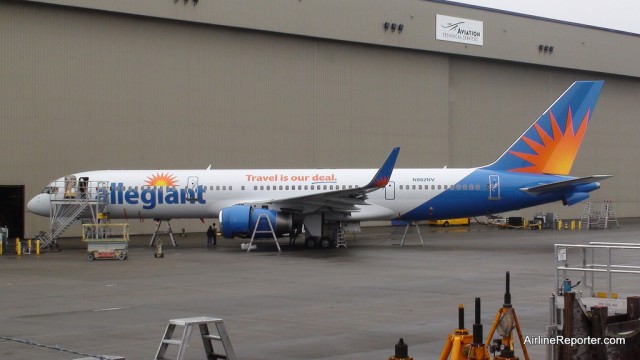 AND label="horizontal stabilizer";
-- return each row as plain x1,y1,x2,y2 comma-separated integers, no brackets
520,175,613,194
